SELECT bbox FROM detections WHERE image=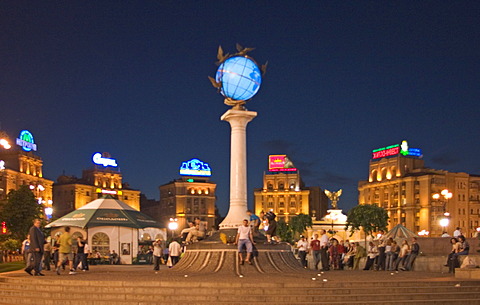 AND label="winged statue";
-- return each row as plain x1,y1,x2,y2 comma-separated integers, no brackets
324,189,342,209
